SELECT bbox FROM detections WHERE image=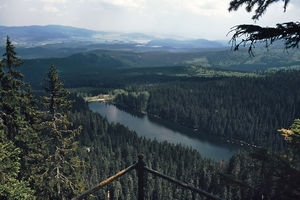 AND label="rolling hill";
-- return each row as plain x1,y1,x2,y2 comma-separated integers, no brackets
0,25,226,51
